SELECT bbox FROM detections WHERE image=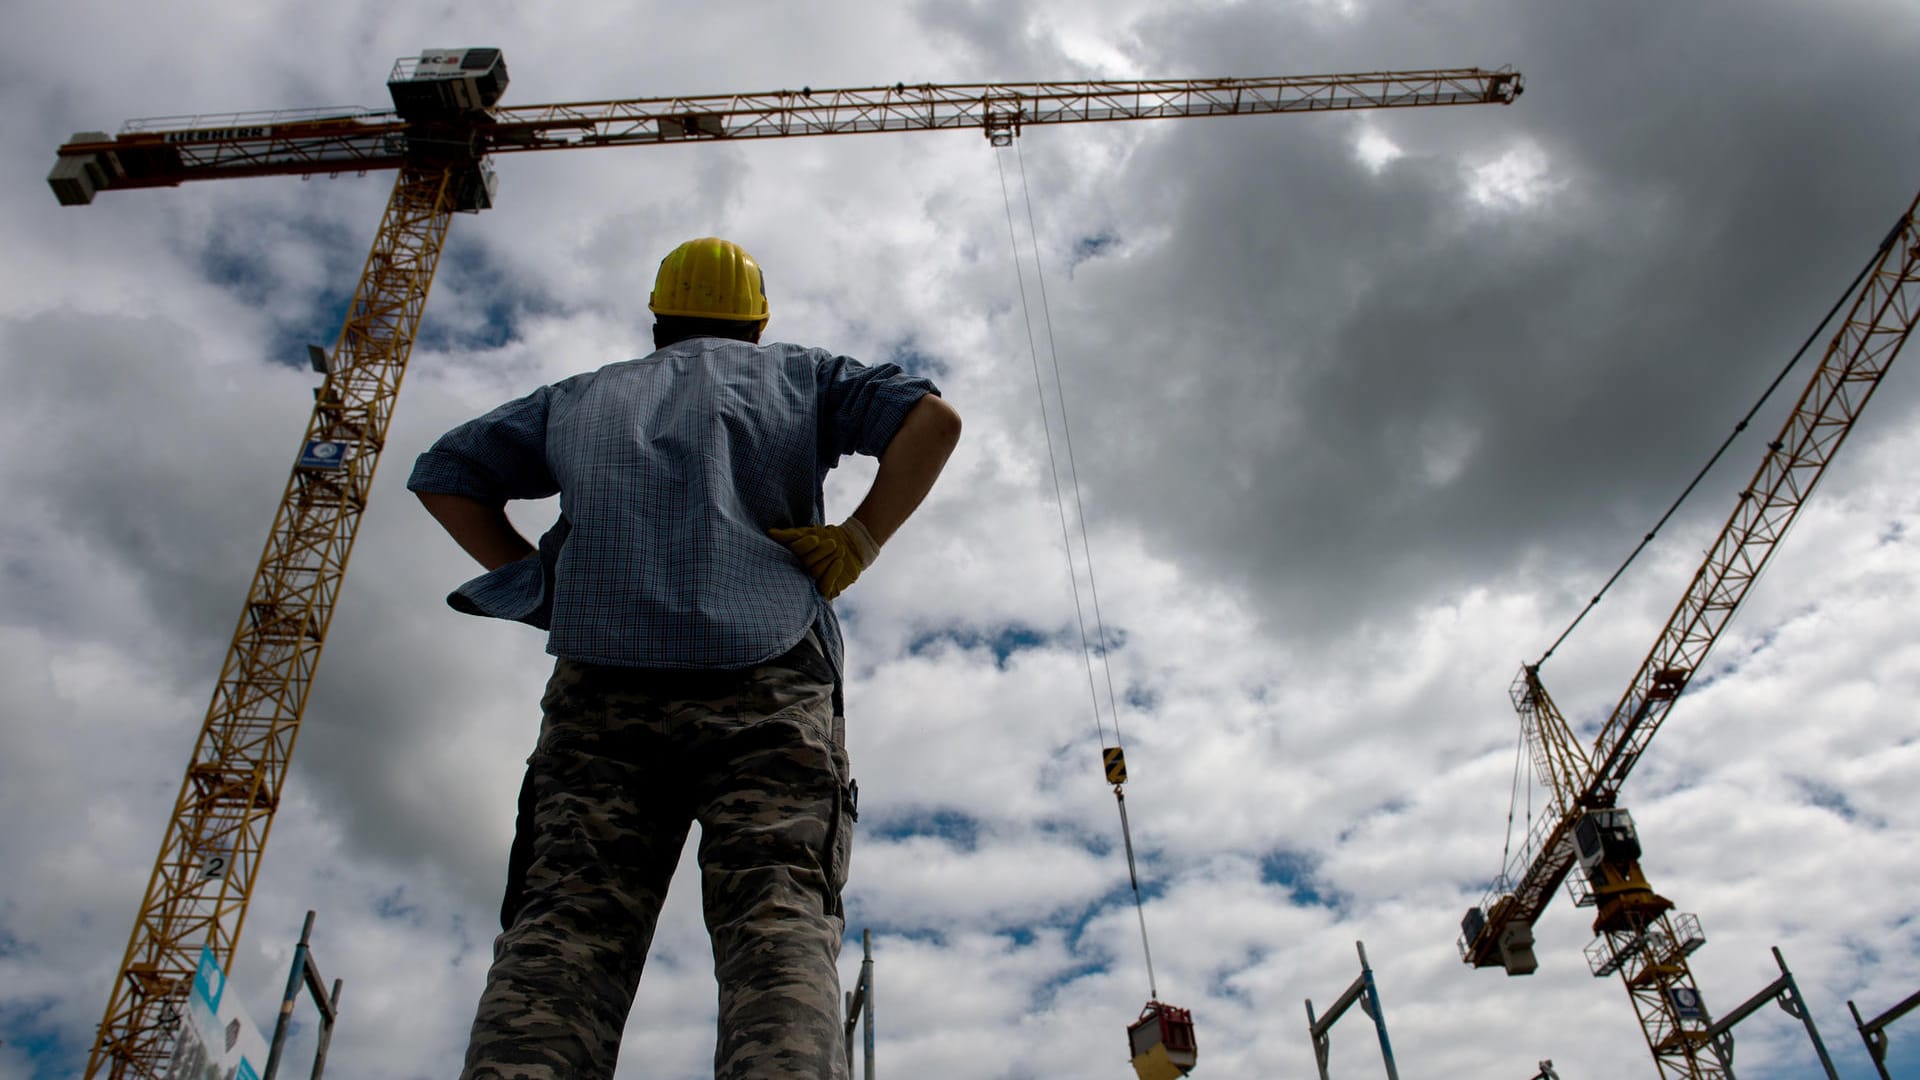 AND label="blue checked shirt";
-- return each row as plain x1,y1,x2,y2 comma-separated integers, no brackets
407,338,938,678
